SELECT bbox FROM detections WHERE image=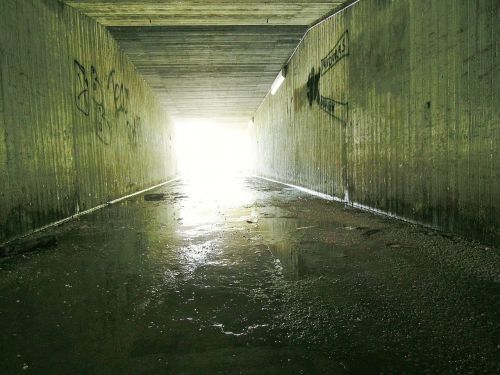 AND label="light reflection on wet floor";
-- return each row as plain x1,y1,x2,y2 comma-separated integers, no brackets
0,177,499,374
